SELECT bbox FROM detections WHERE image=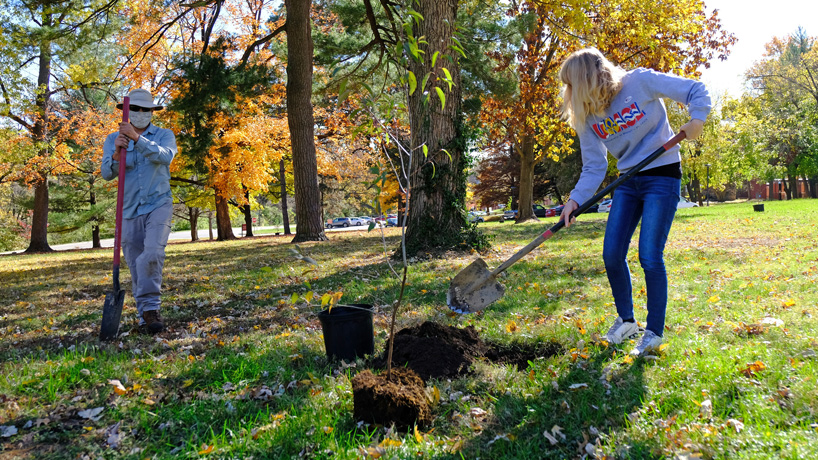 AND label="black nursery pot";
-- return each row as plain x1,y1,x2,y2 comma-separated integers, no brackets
317,304,374,361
